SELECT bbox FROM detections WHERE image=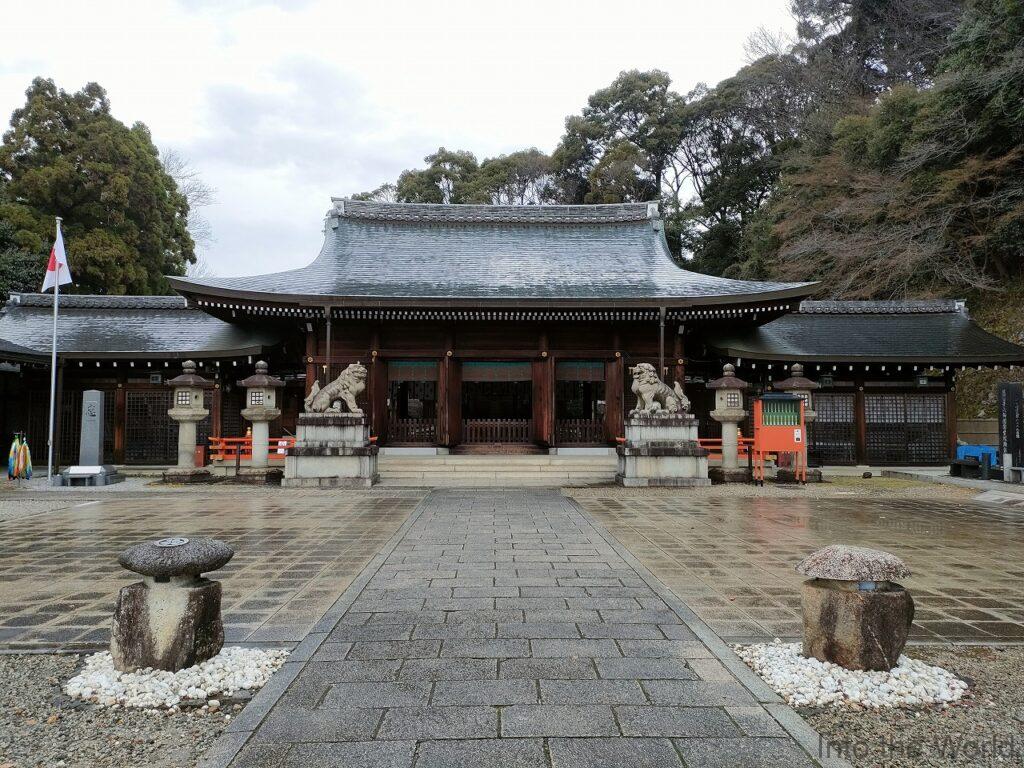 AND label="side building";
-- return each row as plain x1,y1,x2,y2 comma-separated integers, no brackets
1,201,1021,467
